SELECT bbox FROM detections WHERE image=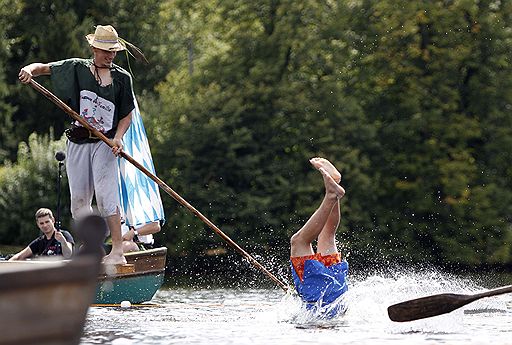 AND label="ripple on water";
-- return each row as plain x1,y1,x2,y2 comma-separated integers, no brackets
81,268,512,345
